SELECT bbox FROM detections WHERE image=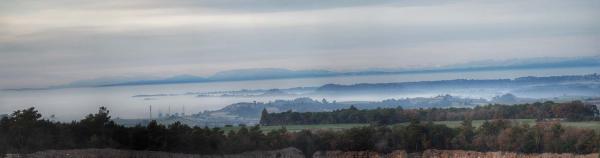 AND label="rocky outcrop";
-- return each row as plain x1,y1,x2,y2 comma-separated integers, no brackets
20,147,304,158
312,150,407,158
422,150,599,158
